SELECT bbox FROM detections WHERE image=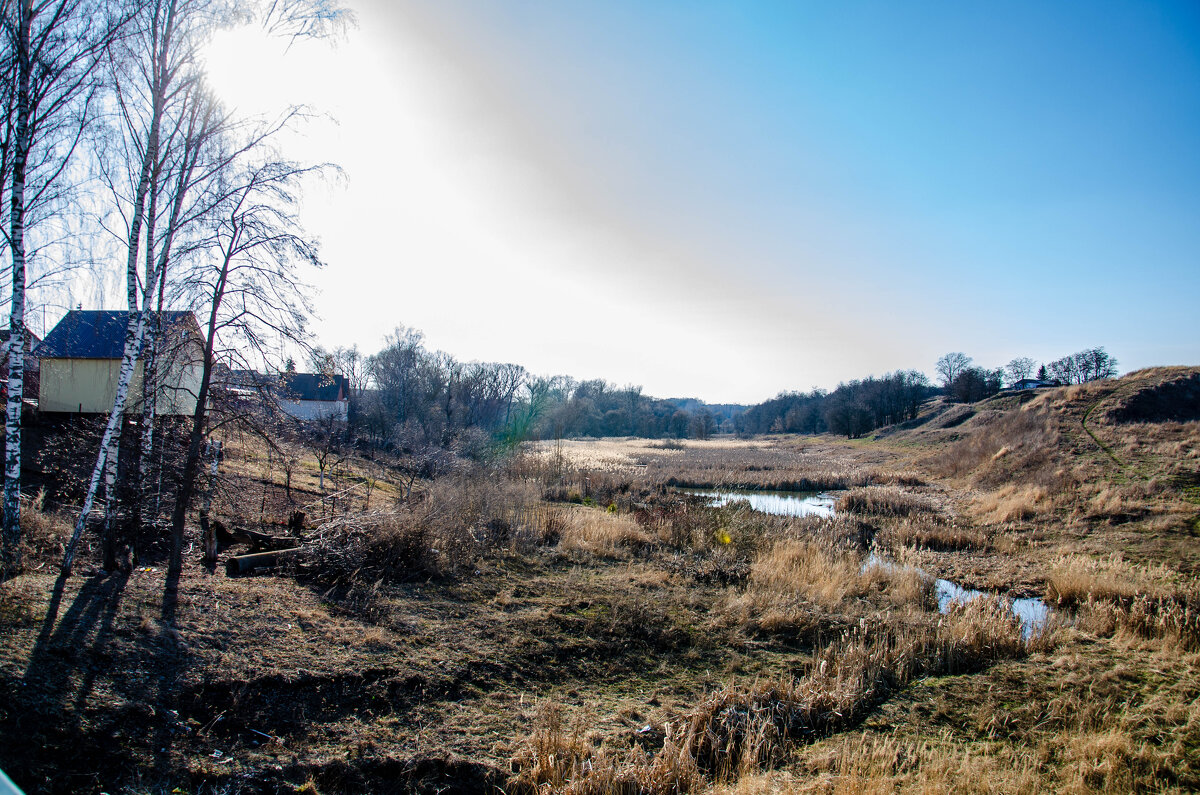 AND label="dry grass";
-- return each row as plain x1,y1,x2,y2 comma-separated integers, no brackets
1076,594,1200,652
510,598,1046,792
926,402,1064,491
0,576,42,626
884,518,988,552
1045,554,1187,607
972,484,1049,523
556,505,656,557
305,472,542,584
744,539,934,612
508,702,701,795
4,372,1196,794
529,436,898,493
13,491,72,572
684,598,1040,778
835,487,938,519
